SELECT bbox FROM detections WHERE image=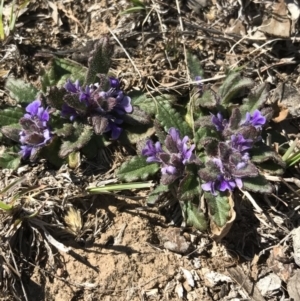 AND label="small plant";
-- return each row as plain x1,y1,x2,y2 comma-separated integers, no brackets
0,37,151,168
116,54,286,239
